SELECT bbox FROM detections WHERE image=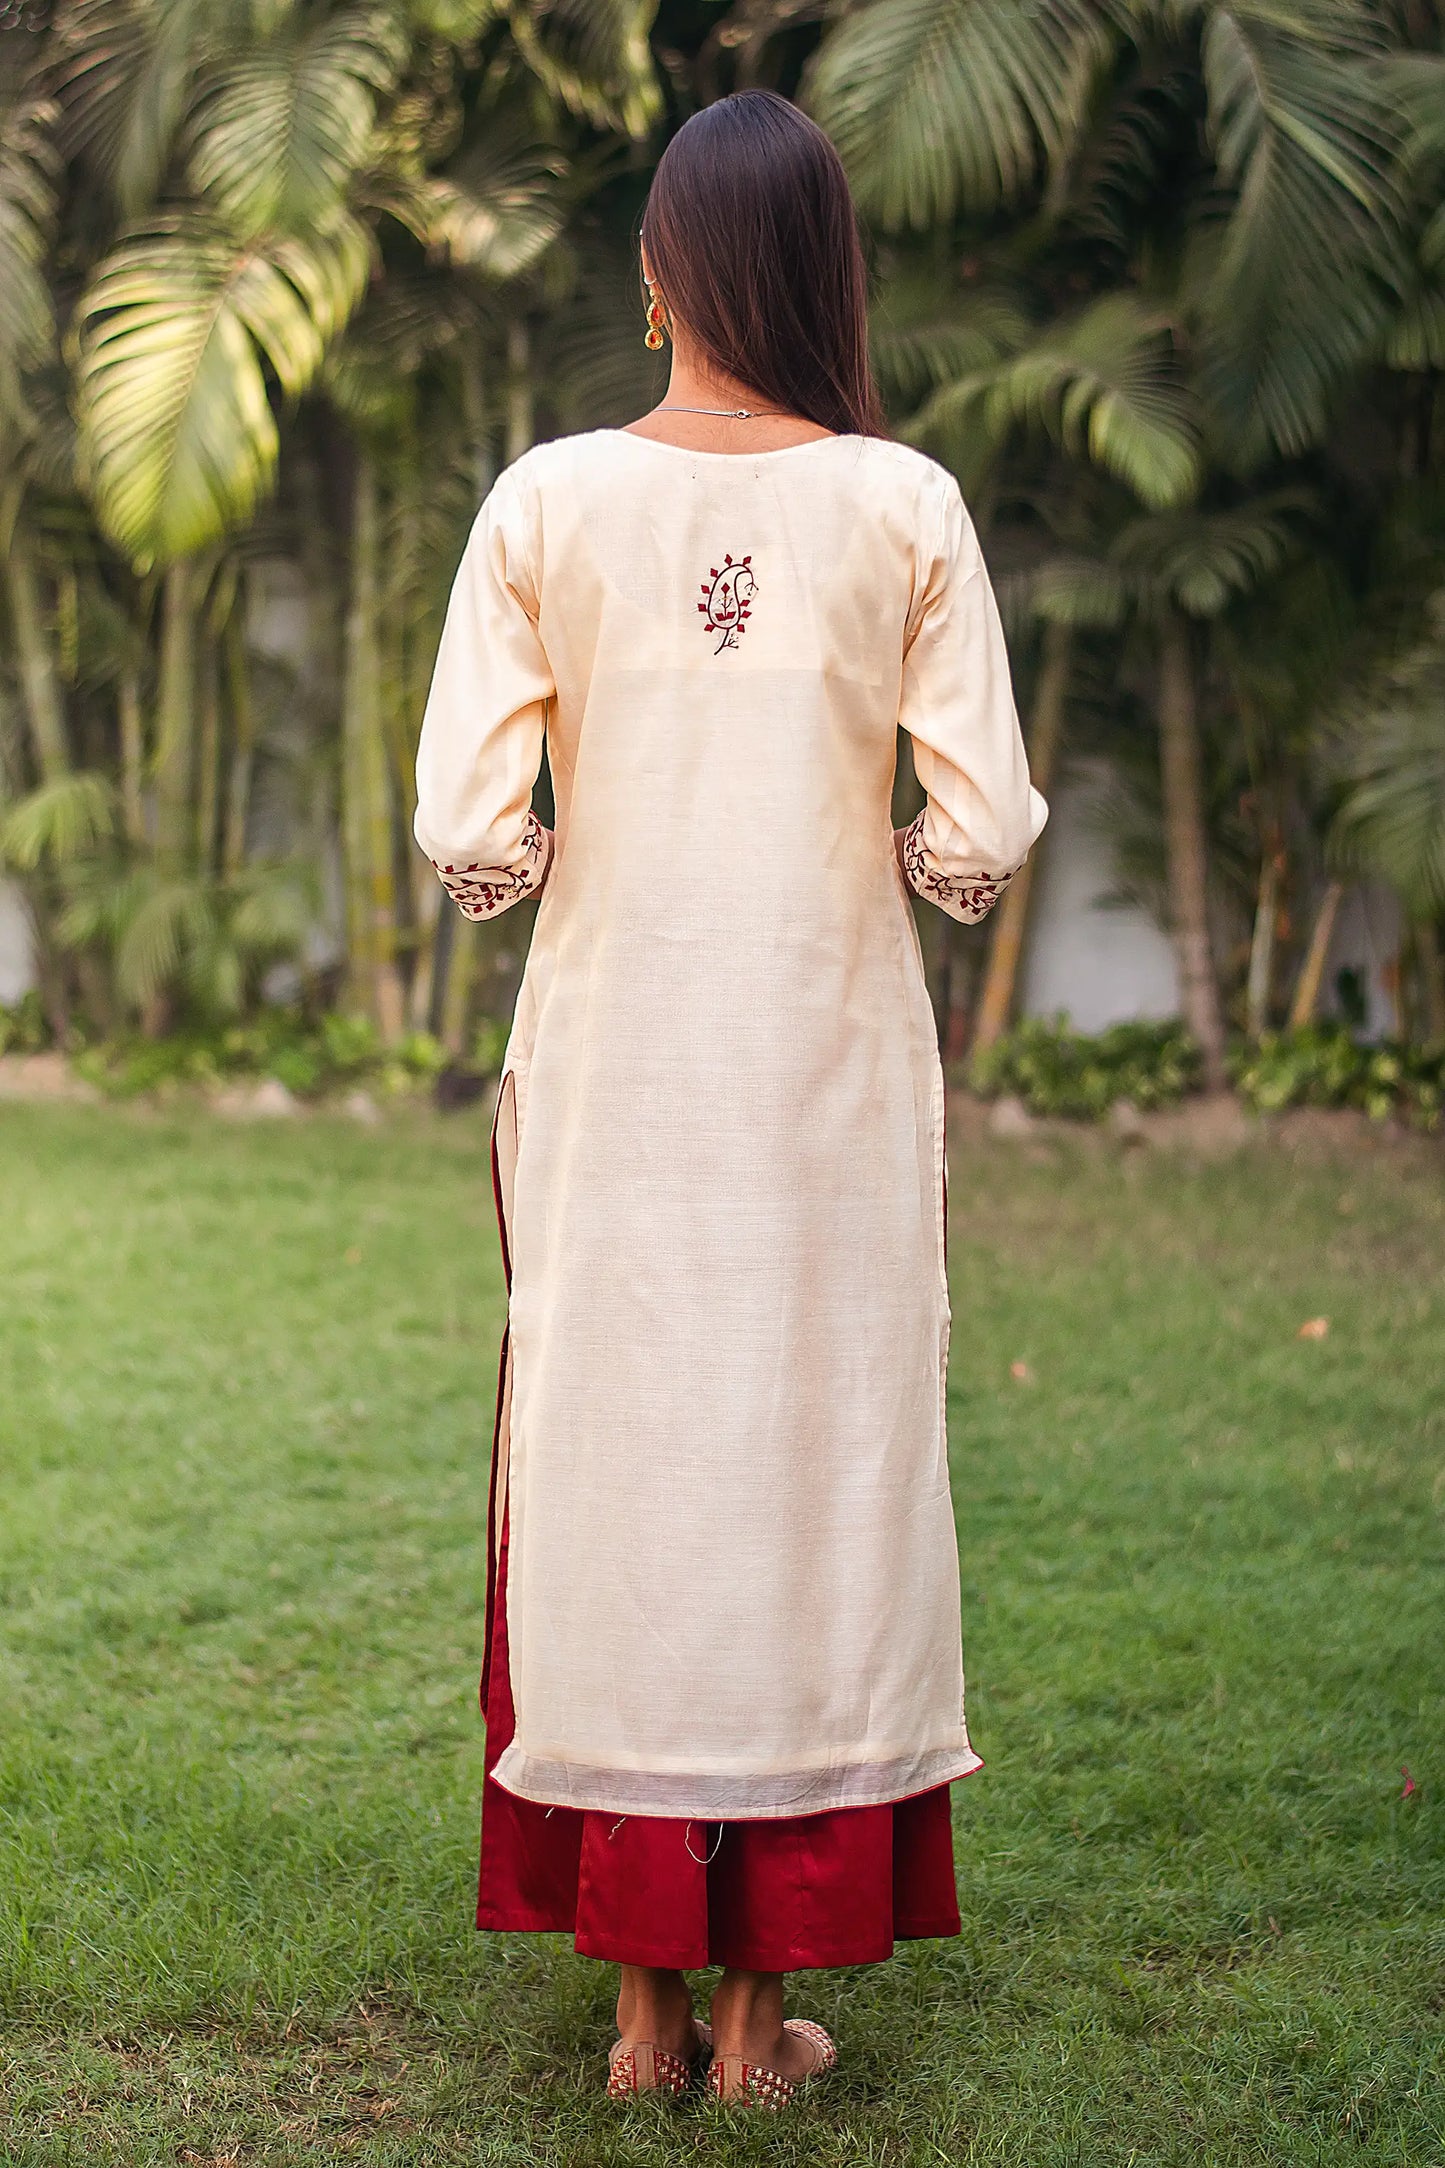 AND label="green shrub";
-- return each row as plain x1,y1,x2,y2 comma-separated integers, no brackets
470,1016,511,1076
0,992,51,1055
70,1011,449,1103
967,1018,1201,1118
1232,1026,1444,1128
